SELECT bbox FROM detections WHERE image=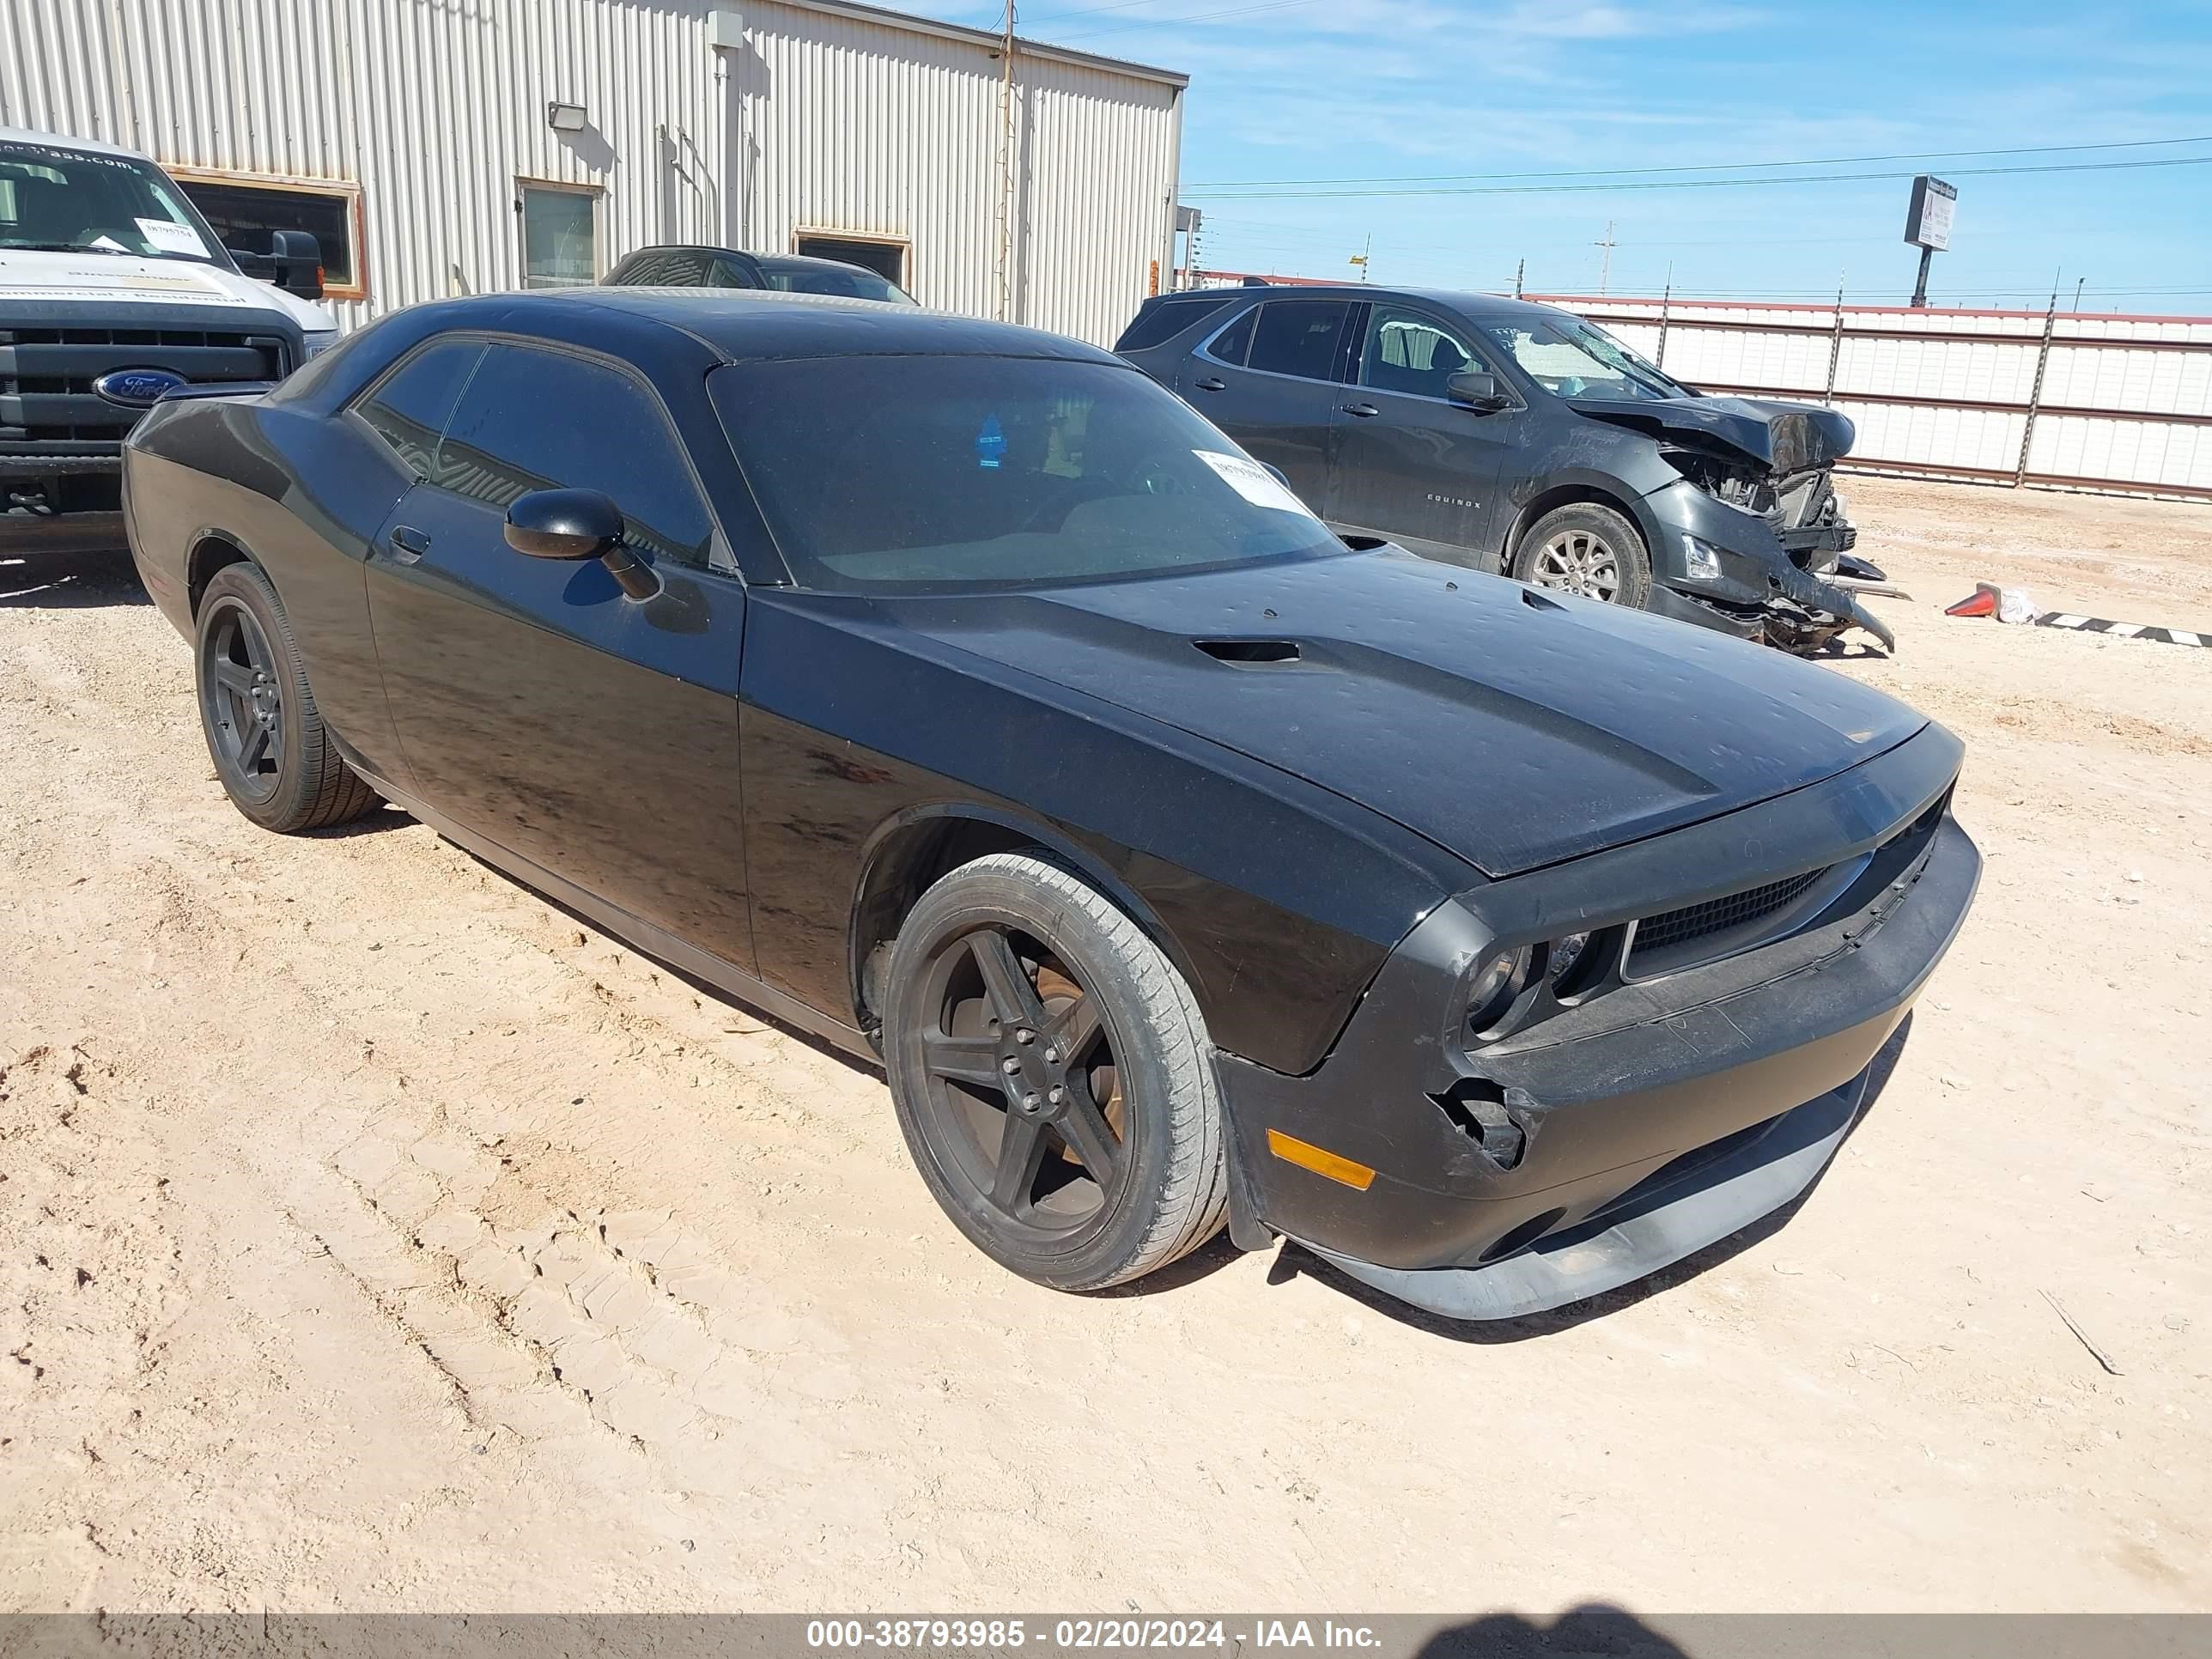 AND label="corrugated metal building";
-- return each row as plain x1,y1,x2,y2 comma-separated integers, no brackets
0,0,1186,345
